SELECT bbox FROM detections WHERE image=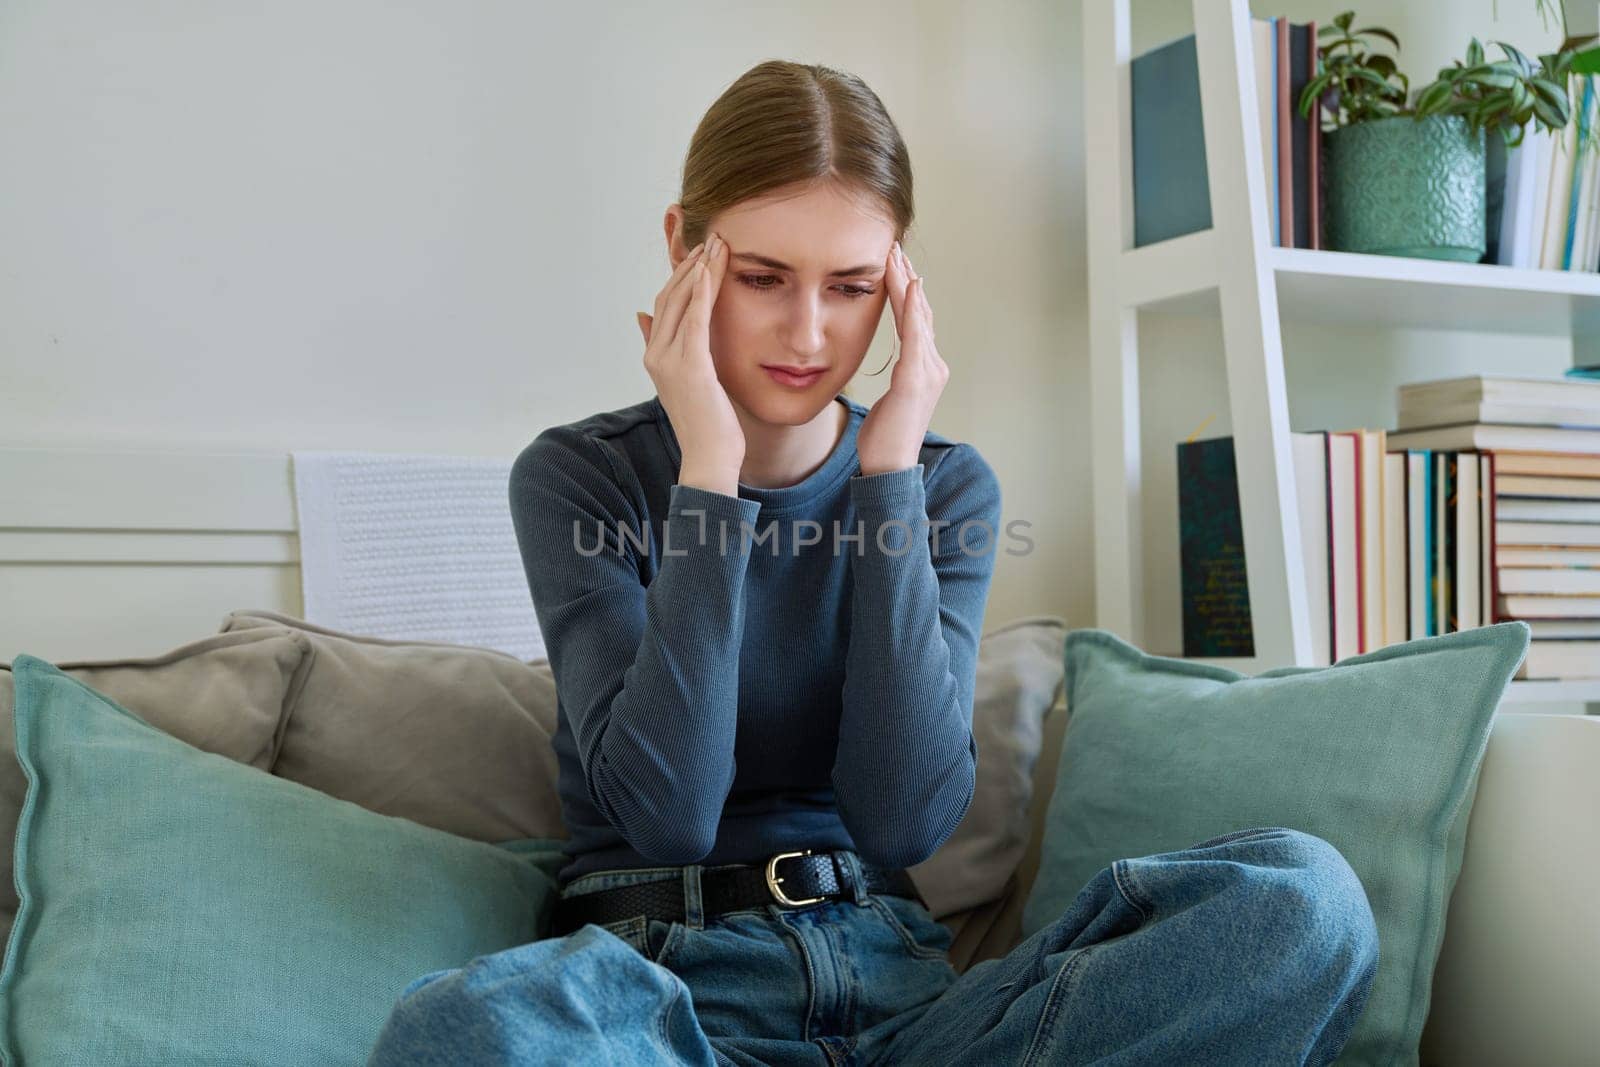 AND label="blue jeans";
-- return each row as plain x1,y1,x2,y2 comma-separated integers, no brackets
365,826,1378,1066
